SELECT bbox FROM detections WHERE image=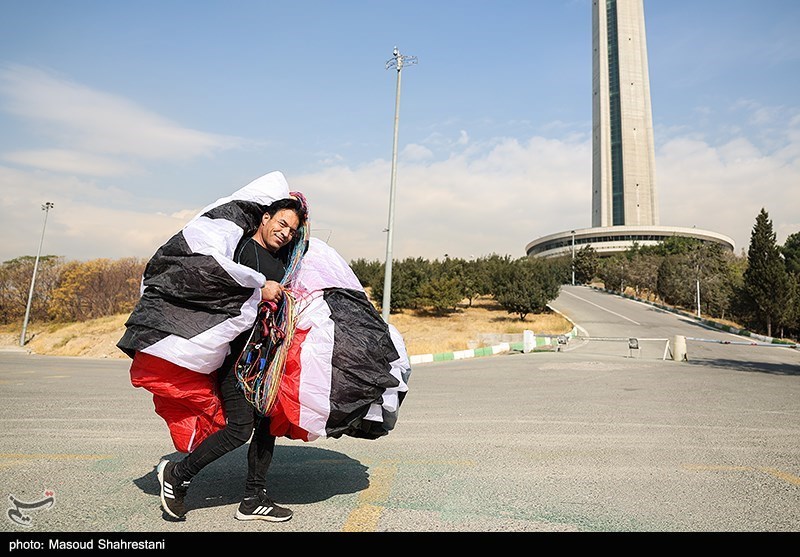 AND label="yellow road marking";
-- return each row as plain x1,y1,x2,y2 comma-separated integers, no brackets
342,505,384,532
759,467,800,486
339,459,475,531
683,465,751,471
684,464,800,486
342,463,397,532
